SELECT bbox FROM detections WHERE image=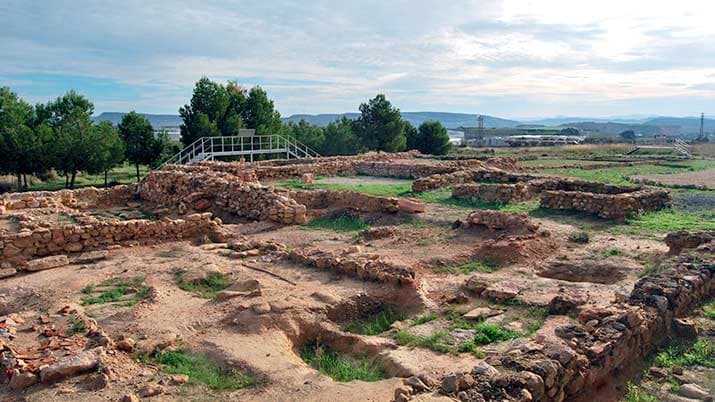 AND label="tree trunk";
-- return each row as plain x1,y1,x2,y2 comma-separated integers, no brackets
65,174,69,189
23,174,28,190
16,173,22,192
70,171,77,189
135,164,140,182
105,170,109,187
